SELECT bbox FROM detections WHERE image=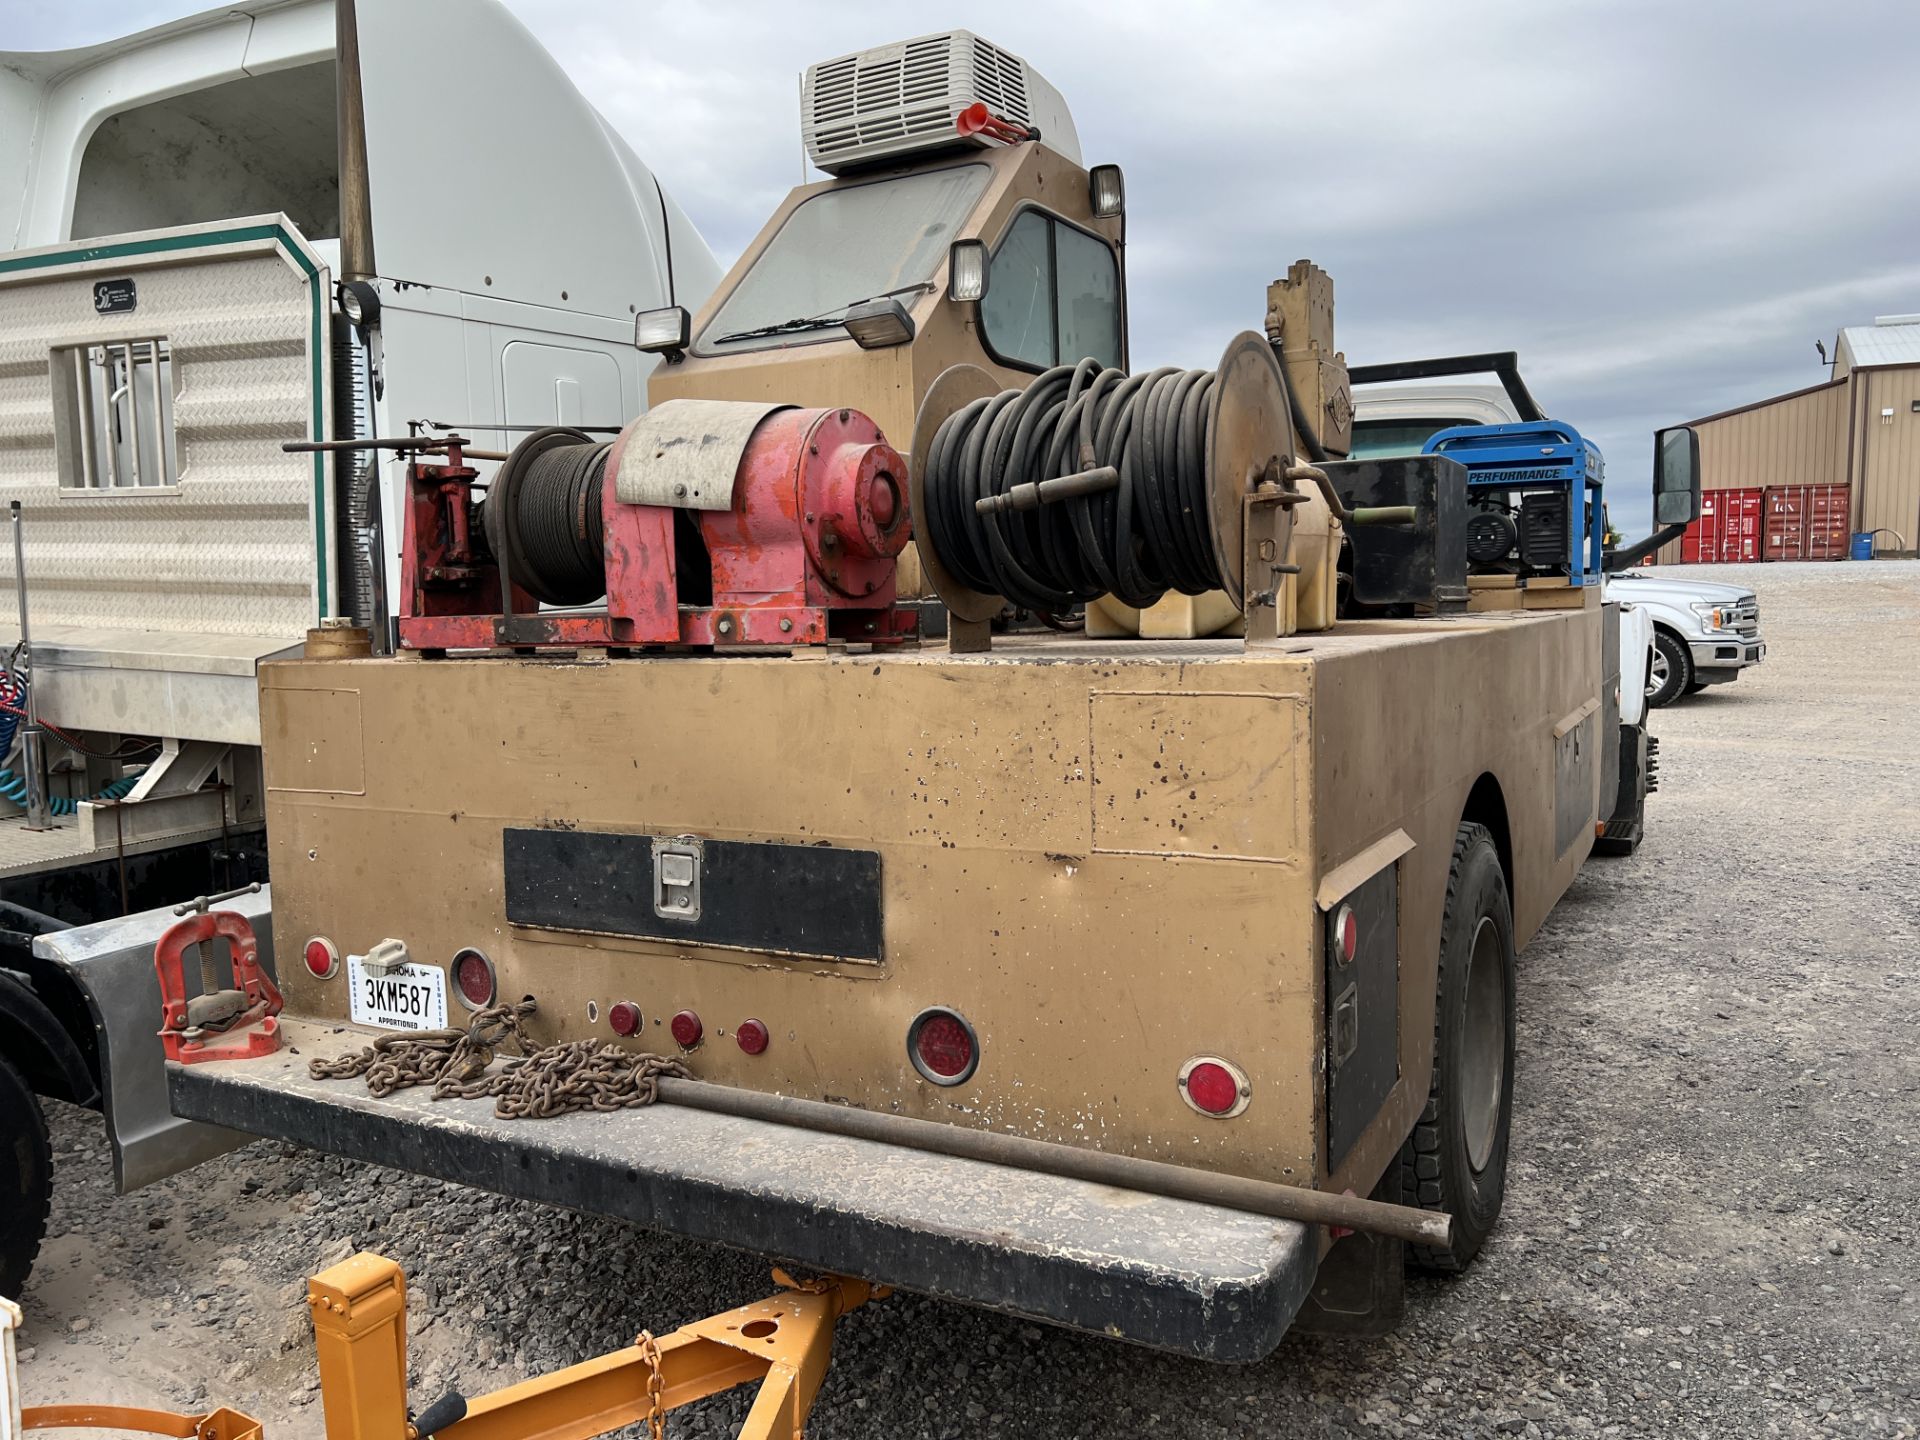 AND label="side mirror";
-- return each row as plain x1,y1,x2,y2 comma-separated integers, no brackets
1653,425,1701,526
